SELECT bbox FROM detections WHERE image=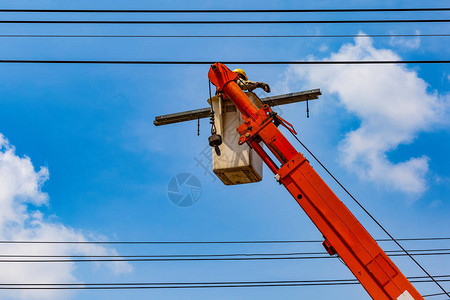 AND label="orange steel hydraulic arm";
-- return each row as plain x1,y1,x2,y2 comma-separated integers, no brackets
208,62,423,300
